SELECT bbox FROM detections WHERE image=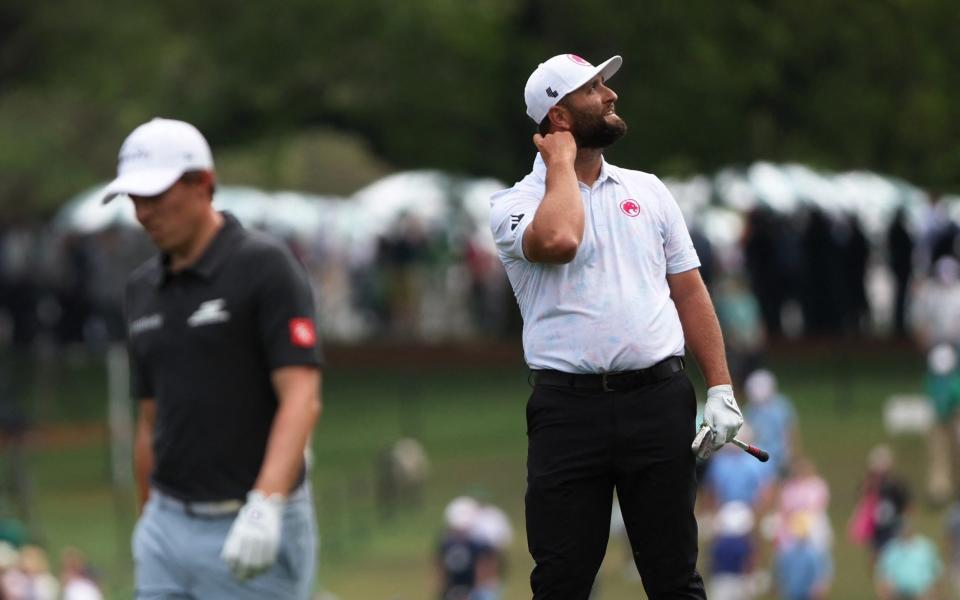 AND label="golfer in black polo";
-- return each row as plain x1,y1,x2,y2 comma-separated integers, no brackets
490,55,744,599
104,118,321,599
